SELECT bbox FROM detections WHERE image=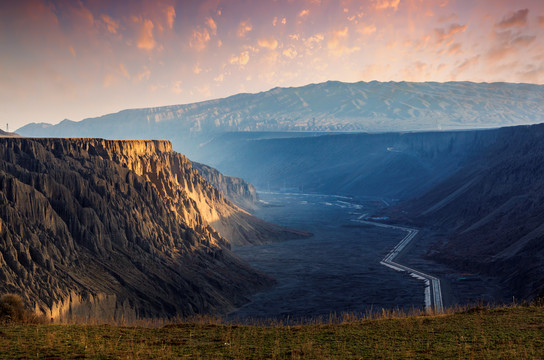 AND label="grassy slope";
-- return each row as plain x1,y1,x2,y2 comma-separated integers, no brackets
1,306,543,359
